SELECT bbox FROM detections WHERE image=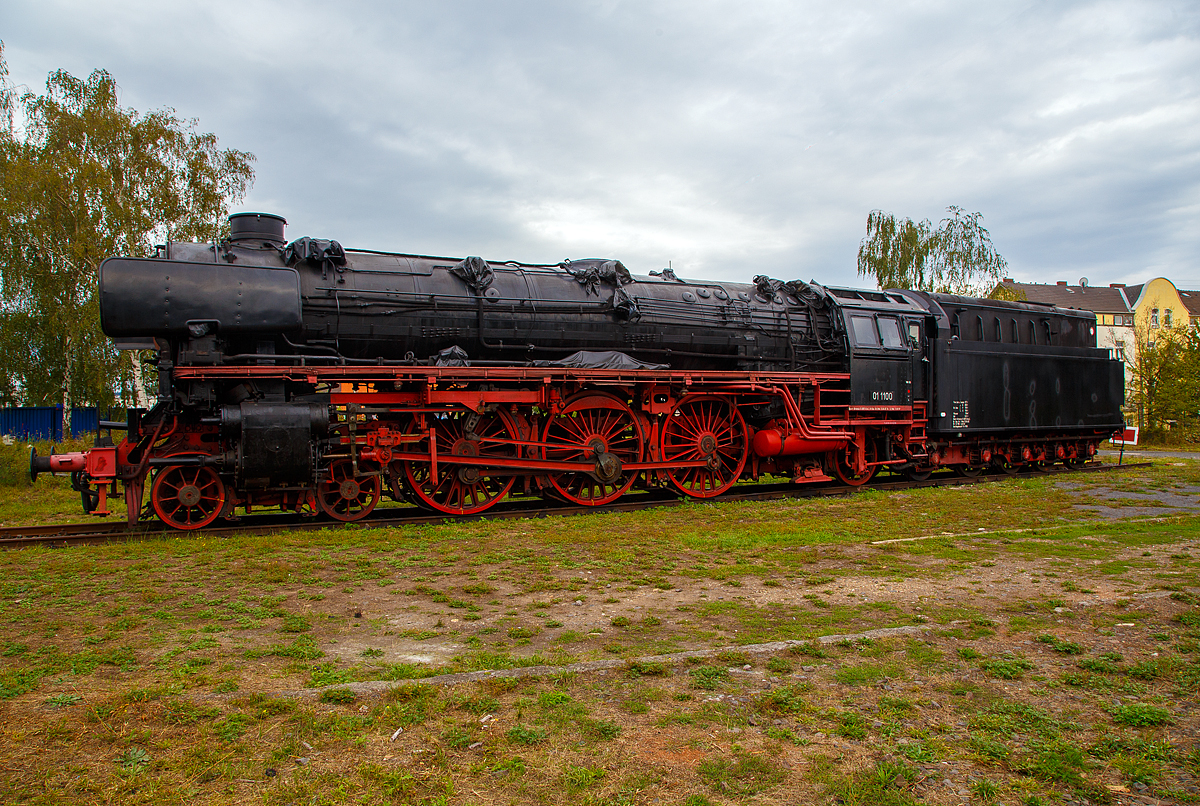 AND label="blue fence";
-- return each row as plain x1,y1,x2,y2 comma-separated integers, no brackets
0,407,108,441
